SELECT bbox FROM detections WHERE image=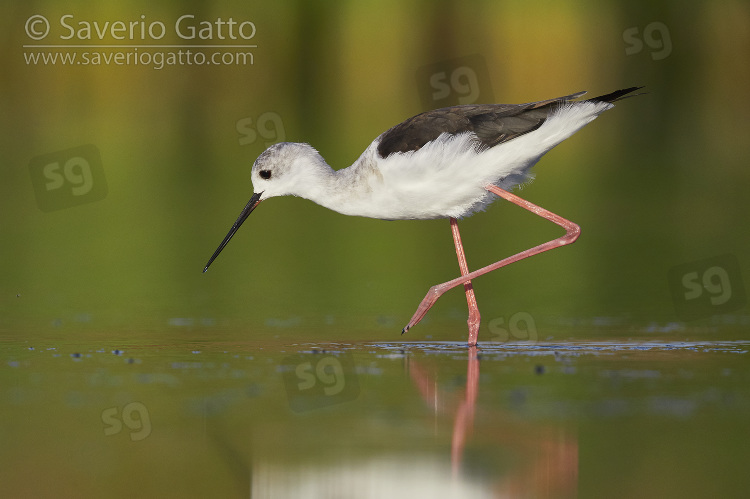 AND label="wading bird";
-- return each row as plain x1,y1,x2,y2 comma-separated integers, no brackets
204,87,642,345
